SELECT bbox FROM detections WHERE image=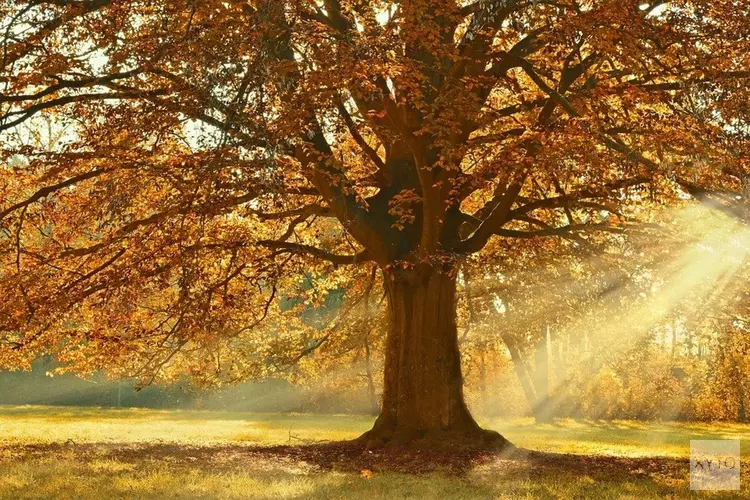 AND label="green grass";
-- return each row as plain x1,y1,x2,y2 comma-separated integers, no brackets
0,405,372,446
0,405,748,499
487,417,750,459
